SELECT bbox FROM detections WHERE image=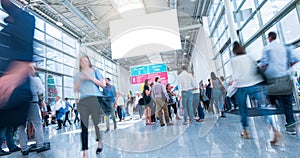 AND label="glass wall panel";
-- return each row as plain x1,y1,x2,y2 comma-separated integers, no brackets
46,23,62,40
47,60,63,73
246,37,264,60
46,35,62,50
280,9,300,43
63,33,76,47
63,65,74,76
63,54,76,67
224,61,232,77
64,76,74,87
34,29,45,42
35,17,45,31
64,87,74,98
63,44,75,56
234,0,244,9
241,13,260,42
34,43,45,57
47,47,63,61
239,0,256,27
